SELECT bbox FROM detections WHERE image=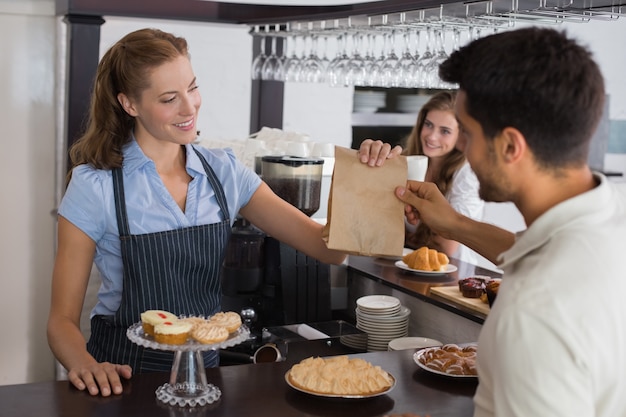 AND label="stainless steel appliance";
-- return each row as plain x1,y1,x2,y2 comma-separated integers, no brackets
261,155,324,216
220,155,333,361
